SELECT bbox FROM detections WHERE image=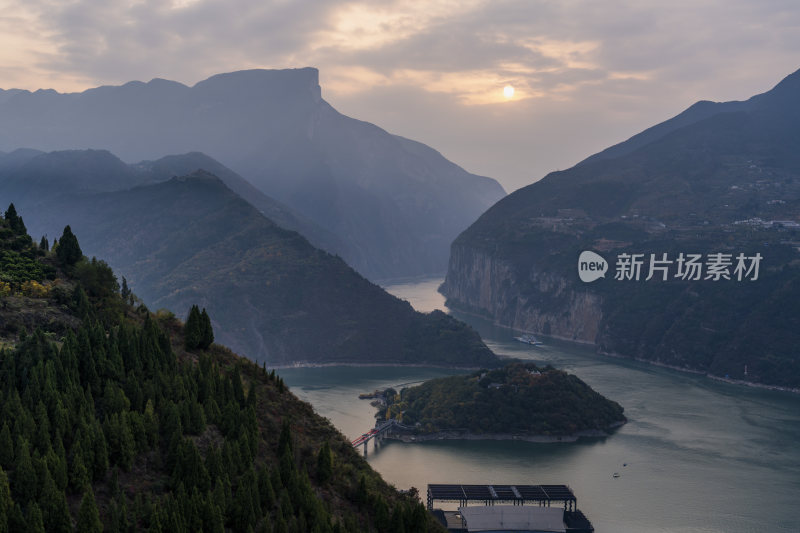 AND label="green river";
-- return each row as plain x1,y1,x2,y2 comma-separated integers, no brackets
280,278,800,532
